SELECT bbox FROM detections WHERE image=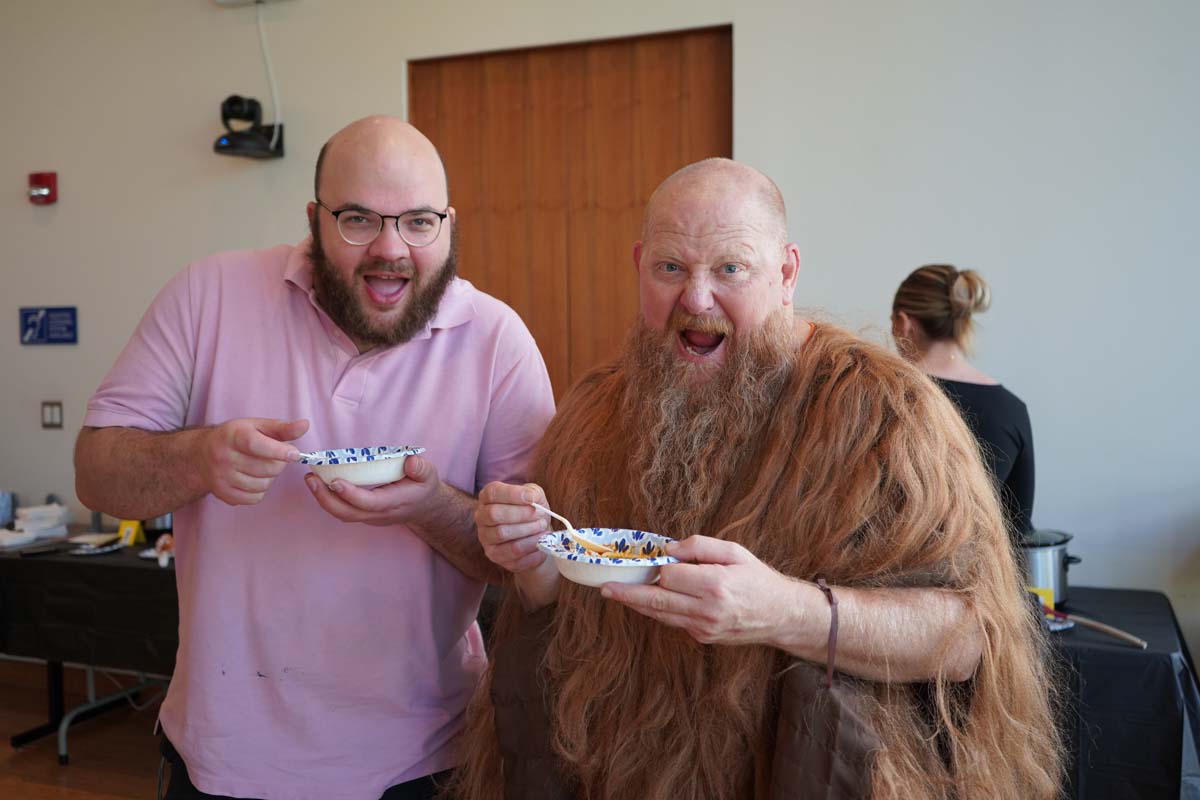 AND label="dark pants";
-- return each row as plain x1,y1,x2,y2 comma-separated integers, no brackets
160,737,452,800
